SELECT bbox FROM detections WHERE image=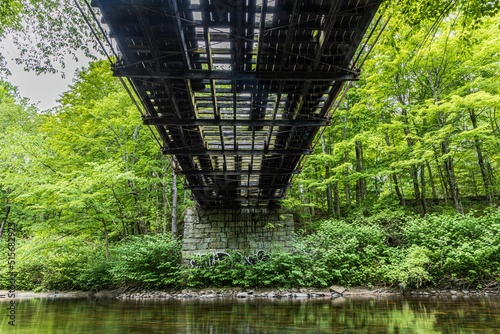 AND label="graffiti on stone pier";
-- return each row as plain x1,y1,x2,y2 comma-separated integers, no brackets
189,250,268,267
